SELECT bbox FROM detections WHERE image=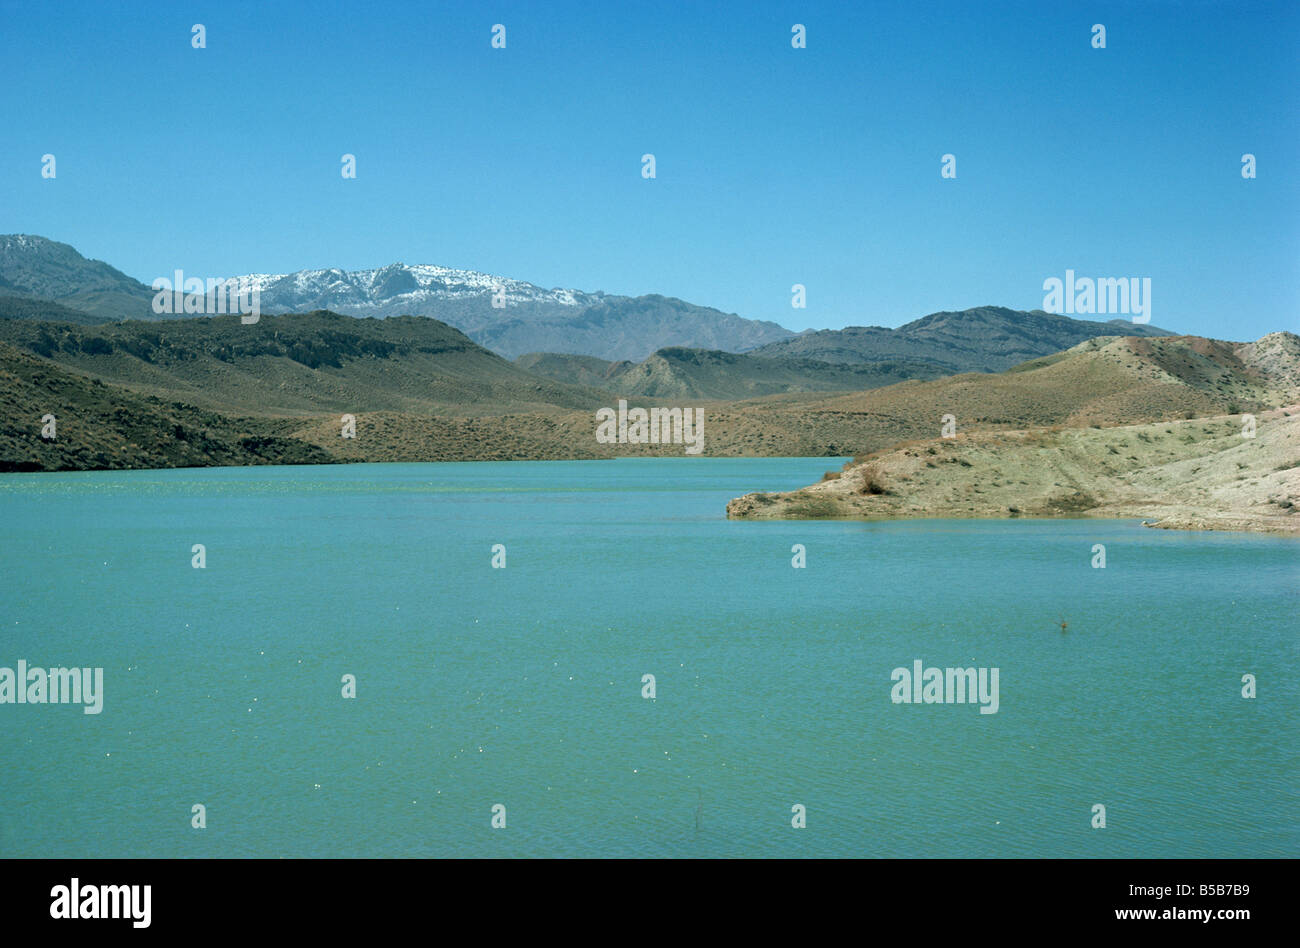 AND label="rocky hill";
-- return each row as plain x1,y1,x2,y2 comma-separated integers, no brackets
723,331,1300,534
0,310,611,415
0,293,112,326
0,340,334,472
463,294,792,361
0,235,155,321
749,305,1176,373
727,406,1300,535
